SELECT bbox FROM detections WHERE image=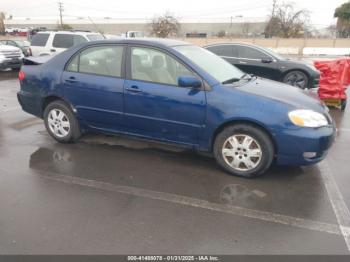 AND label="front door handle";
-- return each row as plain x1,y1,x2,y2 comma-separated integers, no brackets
50,49,56,52
239,60,247,64
125,85,142,93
